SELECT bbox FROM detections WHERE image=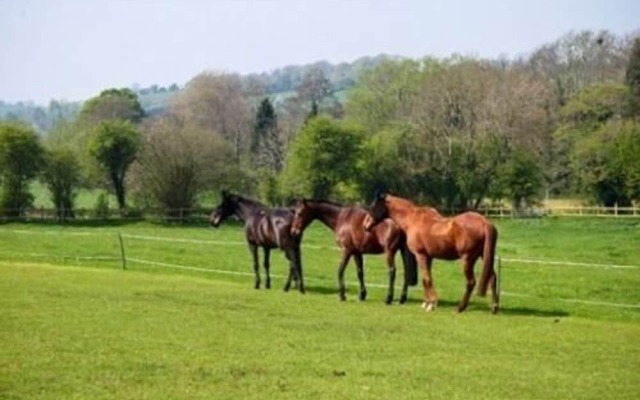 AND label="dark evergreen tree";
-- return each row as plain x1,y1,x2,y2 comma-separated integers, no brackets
252,98,283,172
